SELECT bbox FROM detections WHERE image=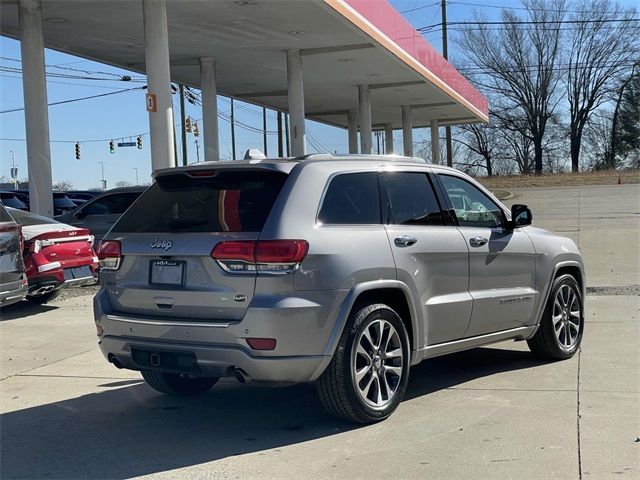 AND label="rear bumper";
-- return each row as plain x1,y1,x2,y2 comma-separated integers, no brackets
0,277,28,307
99,335,326,383
94,288,347,383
